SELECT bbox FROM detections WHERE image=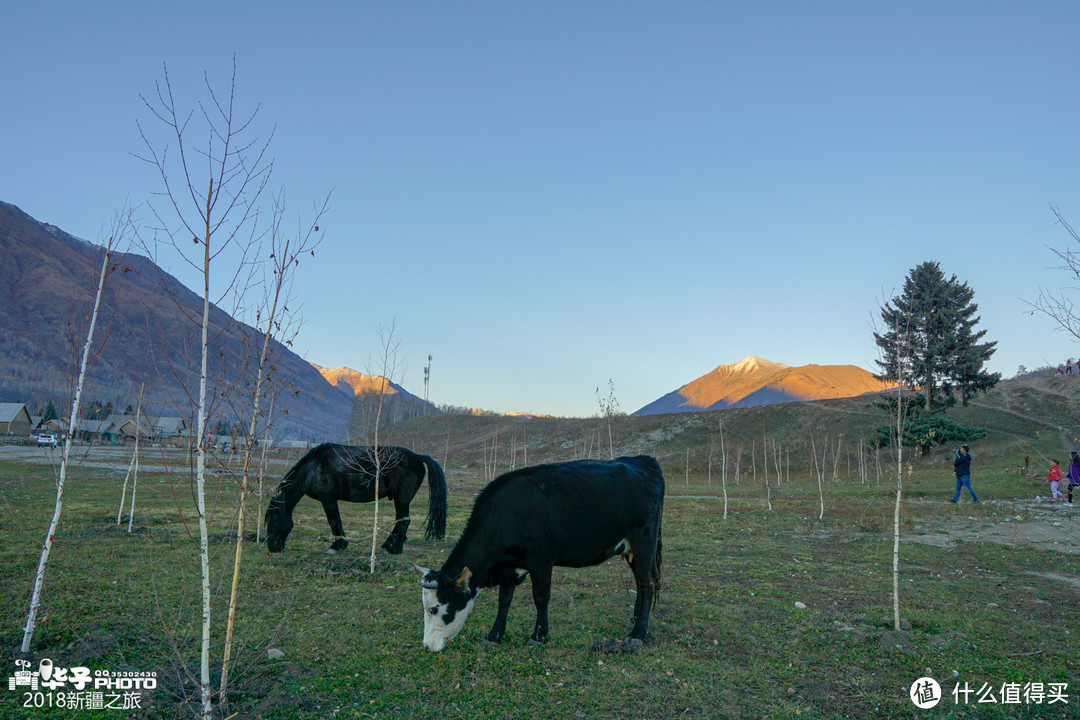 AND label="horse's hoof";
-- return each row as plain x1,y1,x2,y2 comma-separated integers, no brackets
481,638,500,649
526,638,546,648
325,548,338,555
